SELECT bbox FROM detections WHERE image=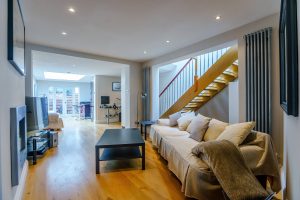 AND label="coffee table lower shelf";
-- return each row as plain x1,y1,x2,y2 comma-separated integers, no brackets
96,145,145,174
100,147,142,161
